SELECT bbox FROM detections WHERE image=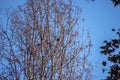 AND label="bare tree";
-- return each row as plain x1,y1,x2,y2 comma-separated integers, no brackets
0,0,92,80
